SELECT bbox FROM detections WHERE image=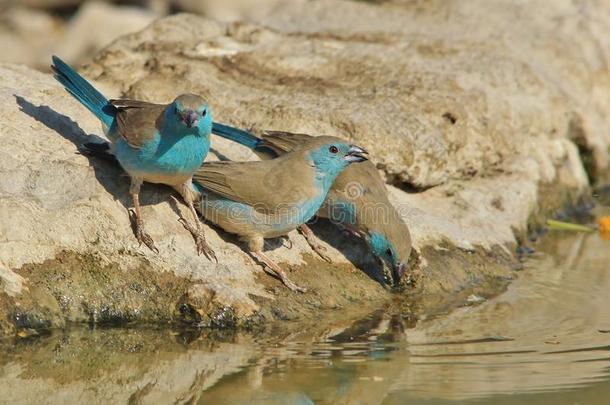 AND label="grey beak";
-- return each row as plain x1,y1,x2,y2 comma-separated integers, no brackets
344,145,368,163
393,262,405,284
184,110,199,128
